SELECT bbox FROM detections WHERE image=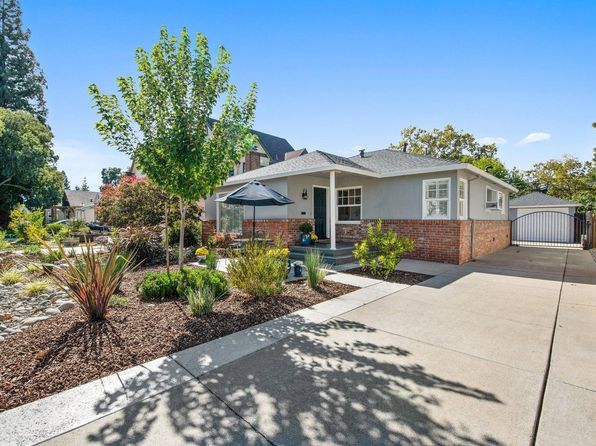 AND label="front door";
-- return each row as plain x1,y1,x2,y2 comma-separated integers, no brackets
313,187,327,239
